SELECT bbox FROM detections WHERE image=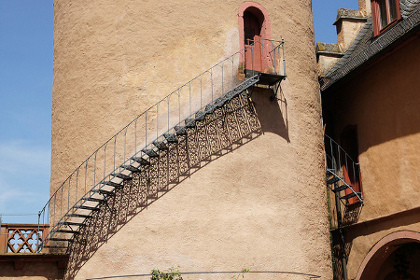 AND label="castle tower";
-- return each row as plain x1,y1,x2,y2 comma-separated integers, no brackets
48,0,332,278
